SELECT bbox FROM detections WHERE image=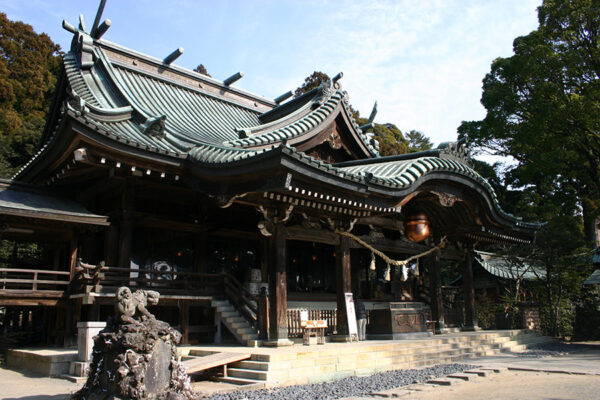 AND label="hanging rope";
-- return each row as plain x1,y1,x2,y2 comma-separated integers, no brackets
335,229,446,267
